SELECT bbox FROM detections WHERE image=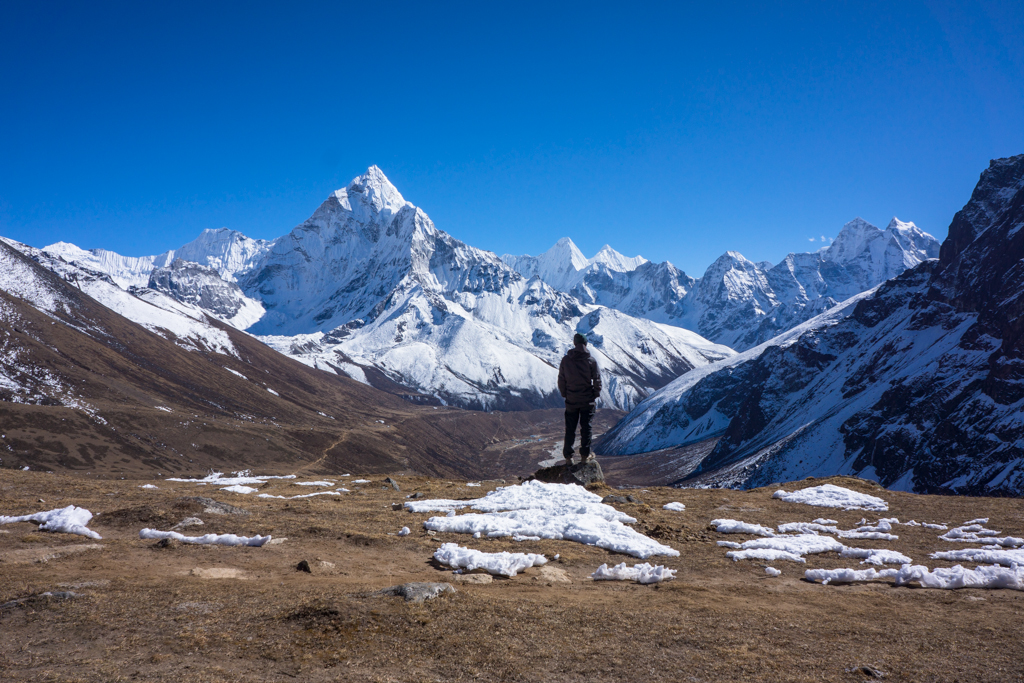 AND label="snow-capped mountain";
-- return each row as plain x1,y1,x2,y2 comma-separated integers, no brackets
505,218,940,351
598,154,1024,497
241,167,734,410
30,167,733,411
44,228,272,290
24,166,933,414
